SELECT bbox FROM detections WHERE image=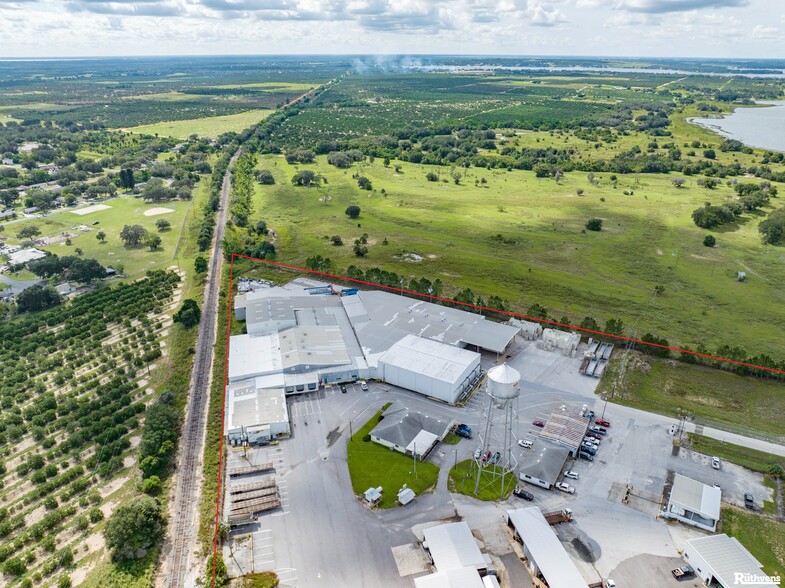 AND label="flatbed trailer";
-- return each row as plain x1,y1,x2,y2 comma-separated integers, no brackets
228,478,276,494
228,462,274,477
